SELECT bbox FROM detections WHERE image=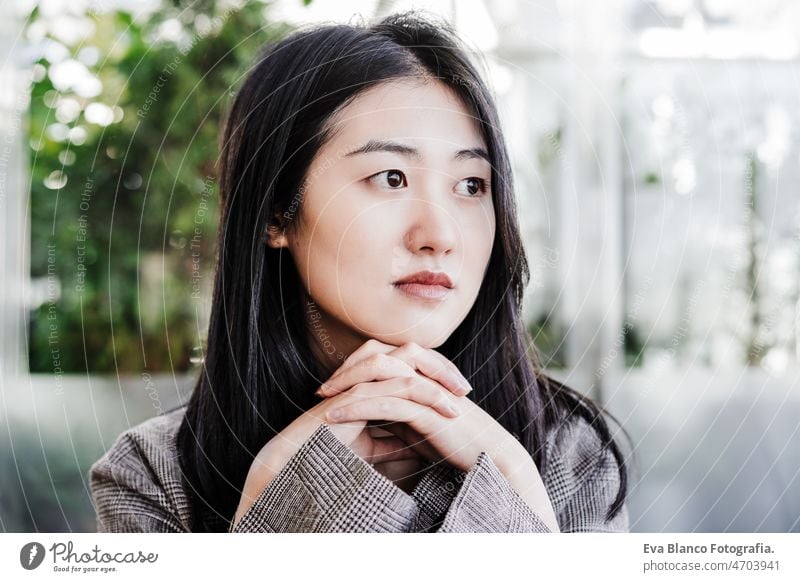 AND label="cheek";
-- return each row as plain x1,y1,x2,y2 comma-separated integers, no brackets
466,208,495,271
337,209,395,273
300,204,394,290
